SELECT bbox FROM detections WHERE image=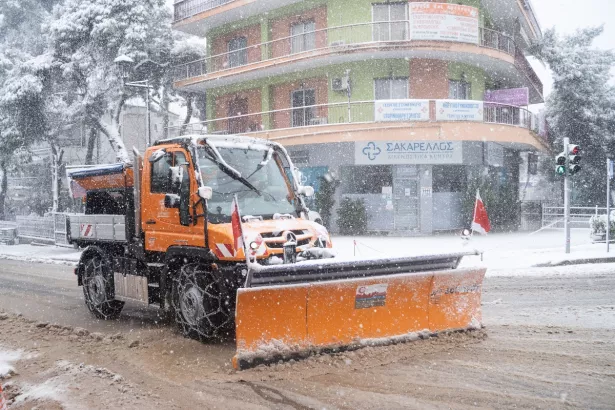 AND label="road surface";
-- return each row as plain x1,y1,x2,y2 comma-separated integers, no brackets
0,259,614,409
